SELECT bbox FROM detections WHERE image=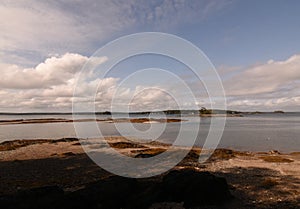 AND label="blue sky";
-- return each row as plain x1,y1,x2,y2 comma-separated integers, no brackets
0,0,300,112
194,2,299,66
124,0,300,67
